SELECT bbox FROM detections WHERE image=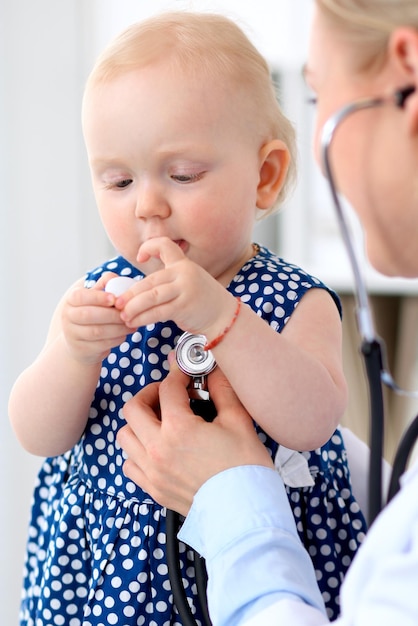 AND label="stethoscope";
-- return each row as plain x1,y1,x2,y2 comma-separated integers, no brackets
320,83,418,524
105,285,215,625
166,84,418,625
167,332,216,626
